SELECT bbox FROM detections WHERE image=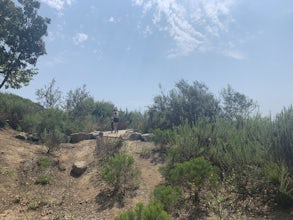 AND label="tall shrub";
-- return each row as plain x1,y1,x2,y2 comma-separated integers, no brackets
272,106,293,167
166,157,218,203
102,154,141,199
148,80,220,129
